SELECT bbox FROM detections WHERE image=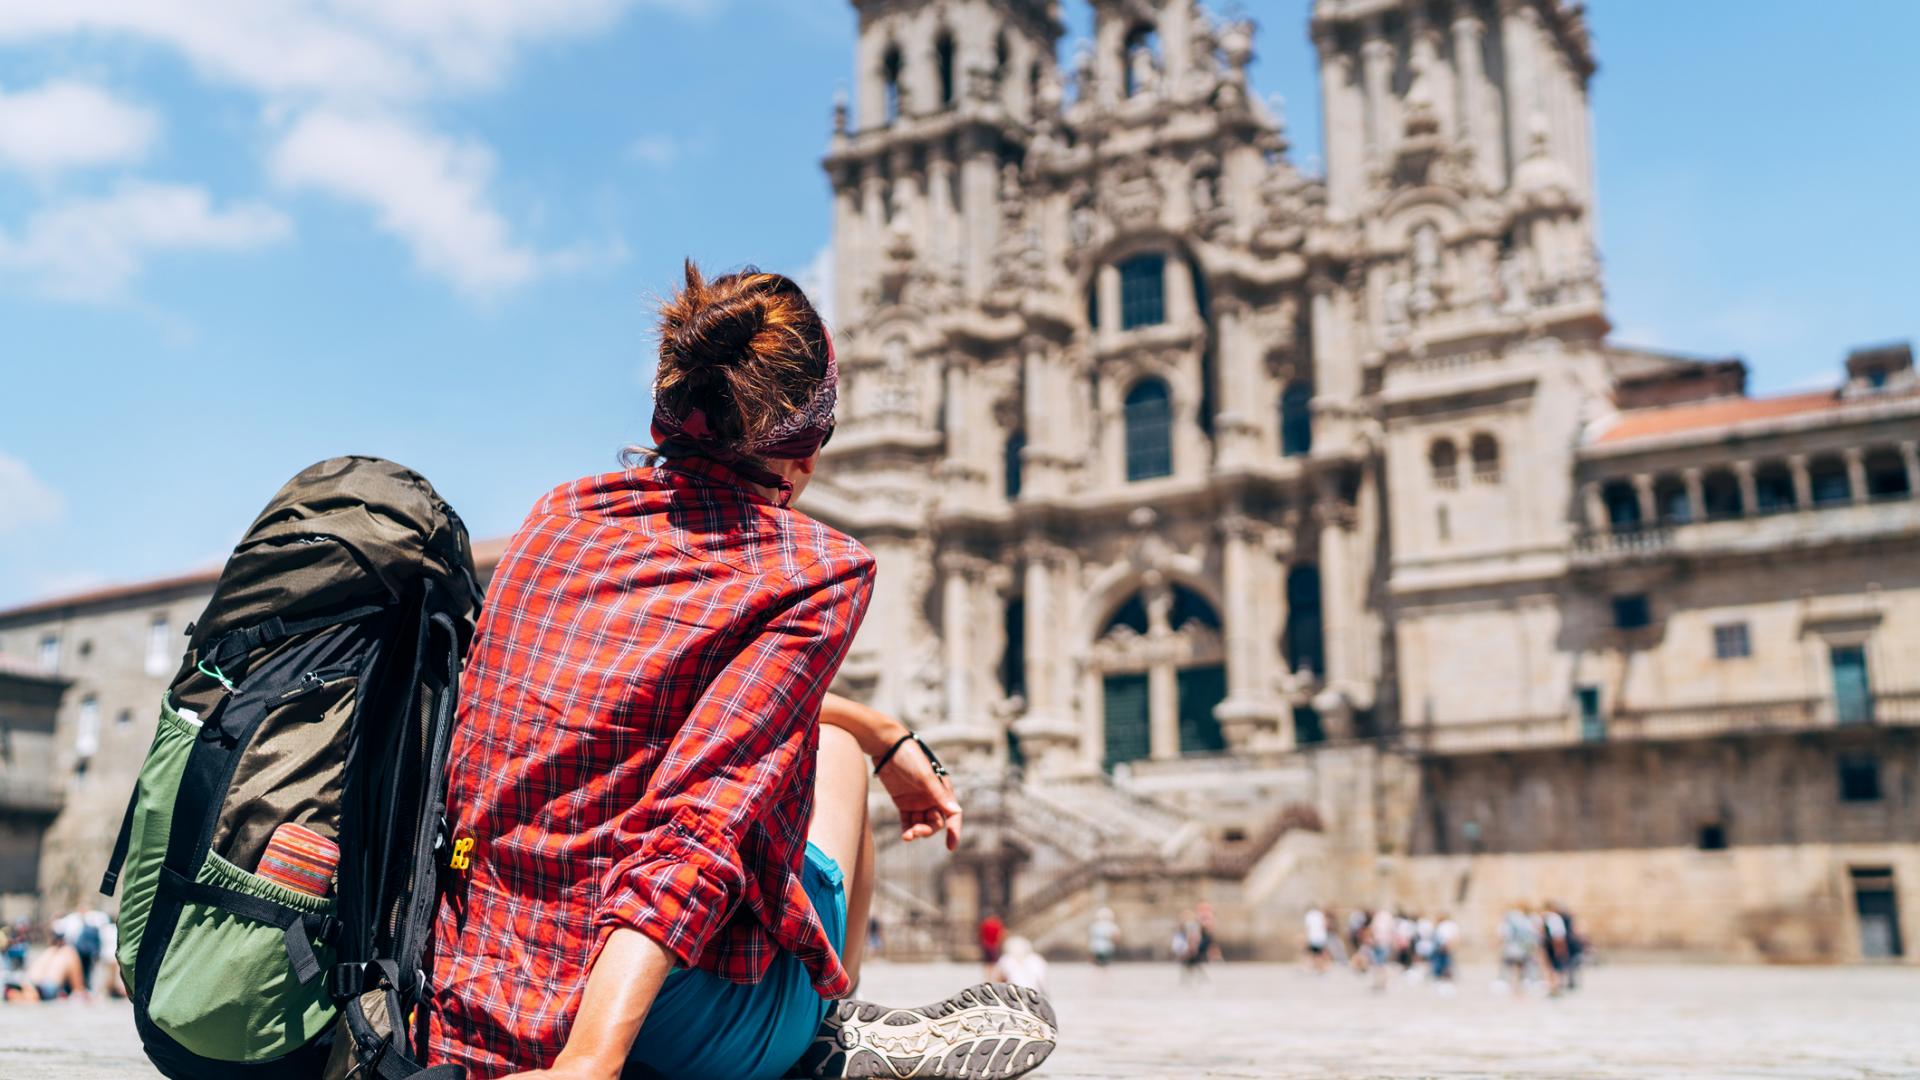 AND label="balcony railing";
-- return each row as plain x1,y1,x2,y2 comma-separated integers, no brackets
1571,524,1674,563
1418,689,1920,754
